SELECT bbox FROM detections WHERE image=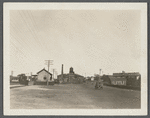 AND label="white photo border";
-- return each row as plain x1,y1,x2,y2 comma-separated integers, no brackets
3,3,147,116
